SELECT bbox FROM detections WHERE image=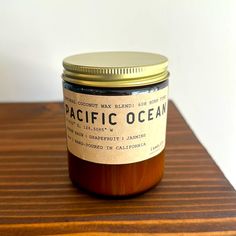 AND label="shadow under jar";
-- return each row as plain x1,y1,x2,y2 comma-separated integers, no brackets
61,52,169,197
